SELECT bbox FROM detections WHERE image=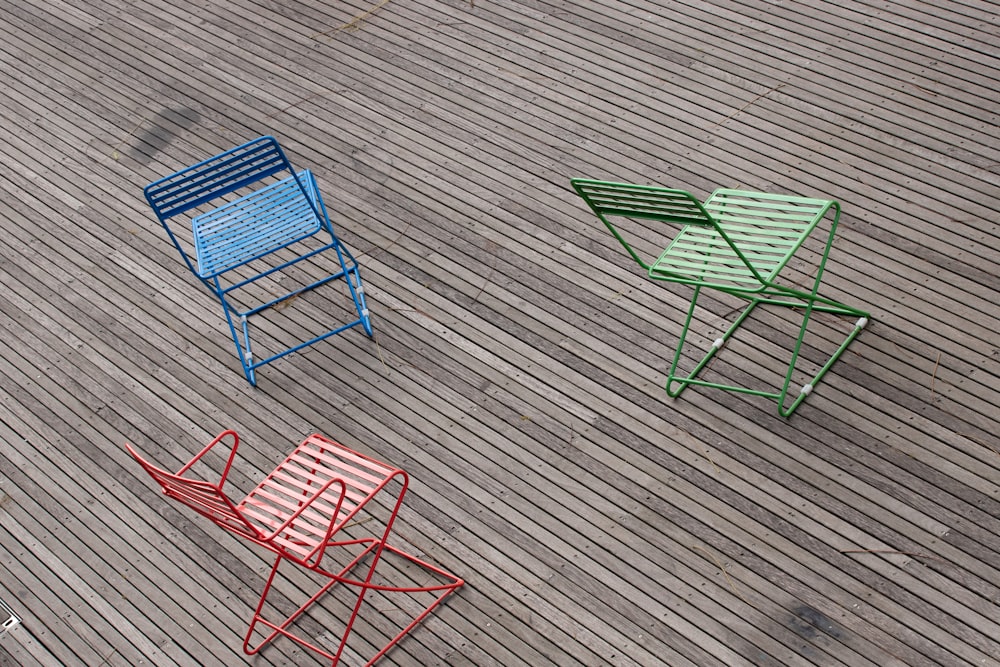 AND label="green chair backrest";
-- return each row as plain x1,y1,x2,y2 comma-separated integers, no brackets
571,179,719,270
